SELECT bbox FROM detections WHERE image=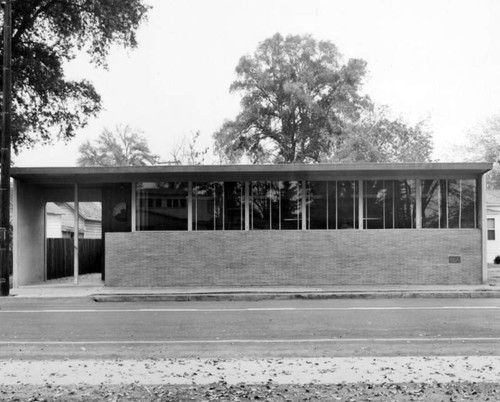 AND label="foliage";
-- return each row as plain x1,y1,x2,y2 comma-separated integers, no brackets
77,125,159,166
327,107,433,163
3,0,149,152
494,255,500,265
214,33,433,165
214,33,371,164
170,131,209,165
455,113,500,189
